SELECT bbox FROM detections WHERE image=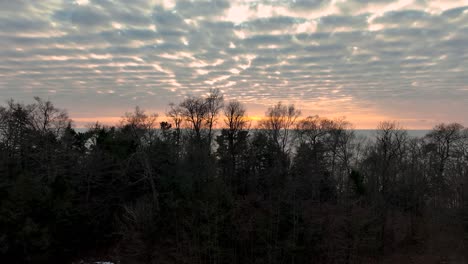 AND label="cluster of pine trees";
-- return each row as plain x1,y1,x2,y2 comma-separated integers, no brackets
1,91,468,263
